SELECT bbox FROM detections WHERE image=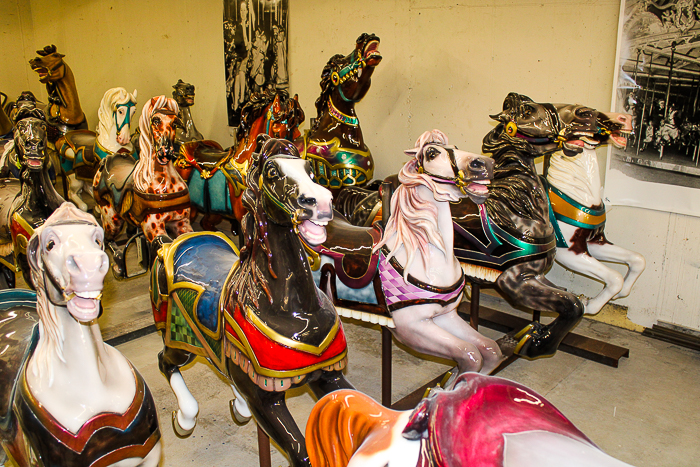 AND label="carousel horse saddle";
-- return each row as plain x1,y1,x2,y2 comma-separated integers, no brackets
95,152,137,210
451,199,557,275
316,213,383,289
0,290,38,433
188,169,232,214
166,232,239,337
179,140,227,173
